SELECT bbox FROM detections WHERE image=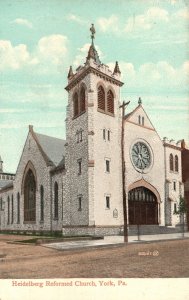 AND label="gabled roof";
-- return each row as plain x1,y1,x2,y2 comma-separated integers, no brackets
34,132,66,167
